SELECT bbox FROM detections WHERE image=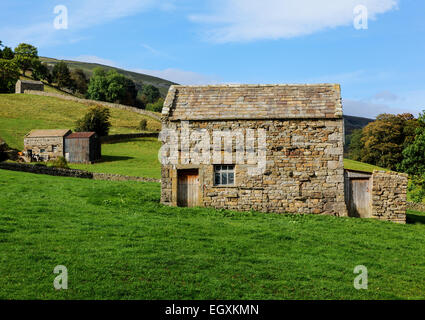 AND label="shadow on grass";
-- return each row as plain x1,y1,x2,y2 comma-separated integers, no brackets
406,211,425,225
100,155,134,163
